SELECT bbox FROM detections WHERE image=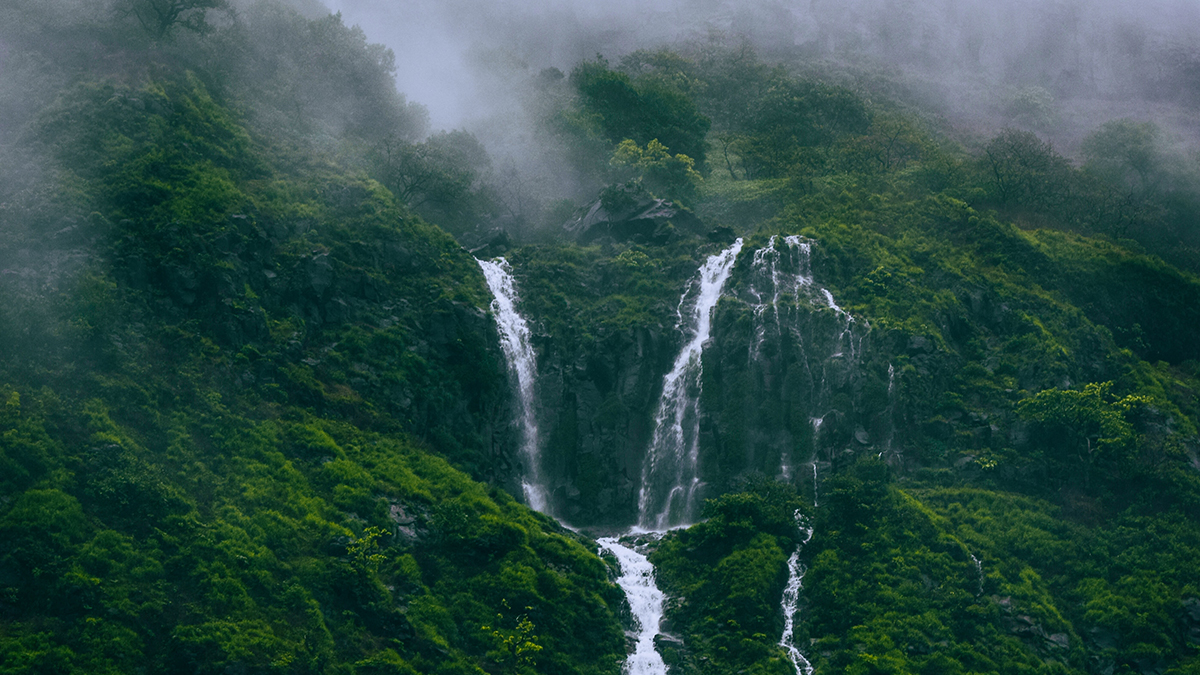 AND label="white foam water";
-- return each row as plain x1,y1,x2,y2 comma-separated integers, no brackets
477,257,549,513
970,552,984,596
638,239,744,530
598,537,670,675
779,513,815,675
